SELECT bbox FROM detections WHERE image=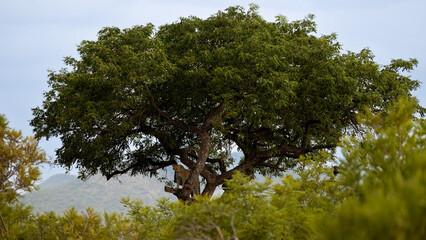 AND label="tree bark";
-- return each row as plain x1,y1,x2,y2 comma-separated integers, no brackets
178,133,211,200
202,180,219,197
